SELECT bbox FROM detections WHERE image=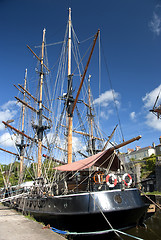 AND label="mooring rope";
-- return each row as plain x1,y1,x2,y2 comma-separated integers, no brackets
50,226,144,240
89,192,123,240
138,188,161,210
